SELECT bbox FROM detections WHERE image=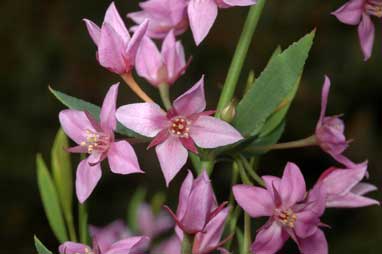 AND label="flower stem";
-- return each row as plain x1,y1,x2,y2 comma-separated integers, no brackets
247,135,317,153
158,83,172,110
244,213,252,252
78,202,89,245
215,0,267,118
181,233,193,254
121,72,154,103
66,212,77,242
239,155,265,187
